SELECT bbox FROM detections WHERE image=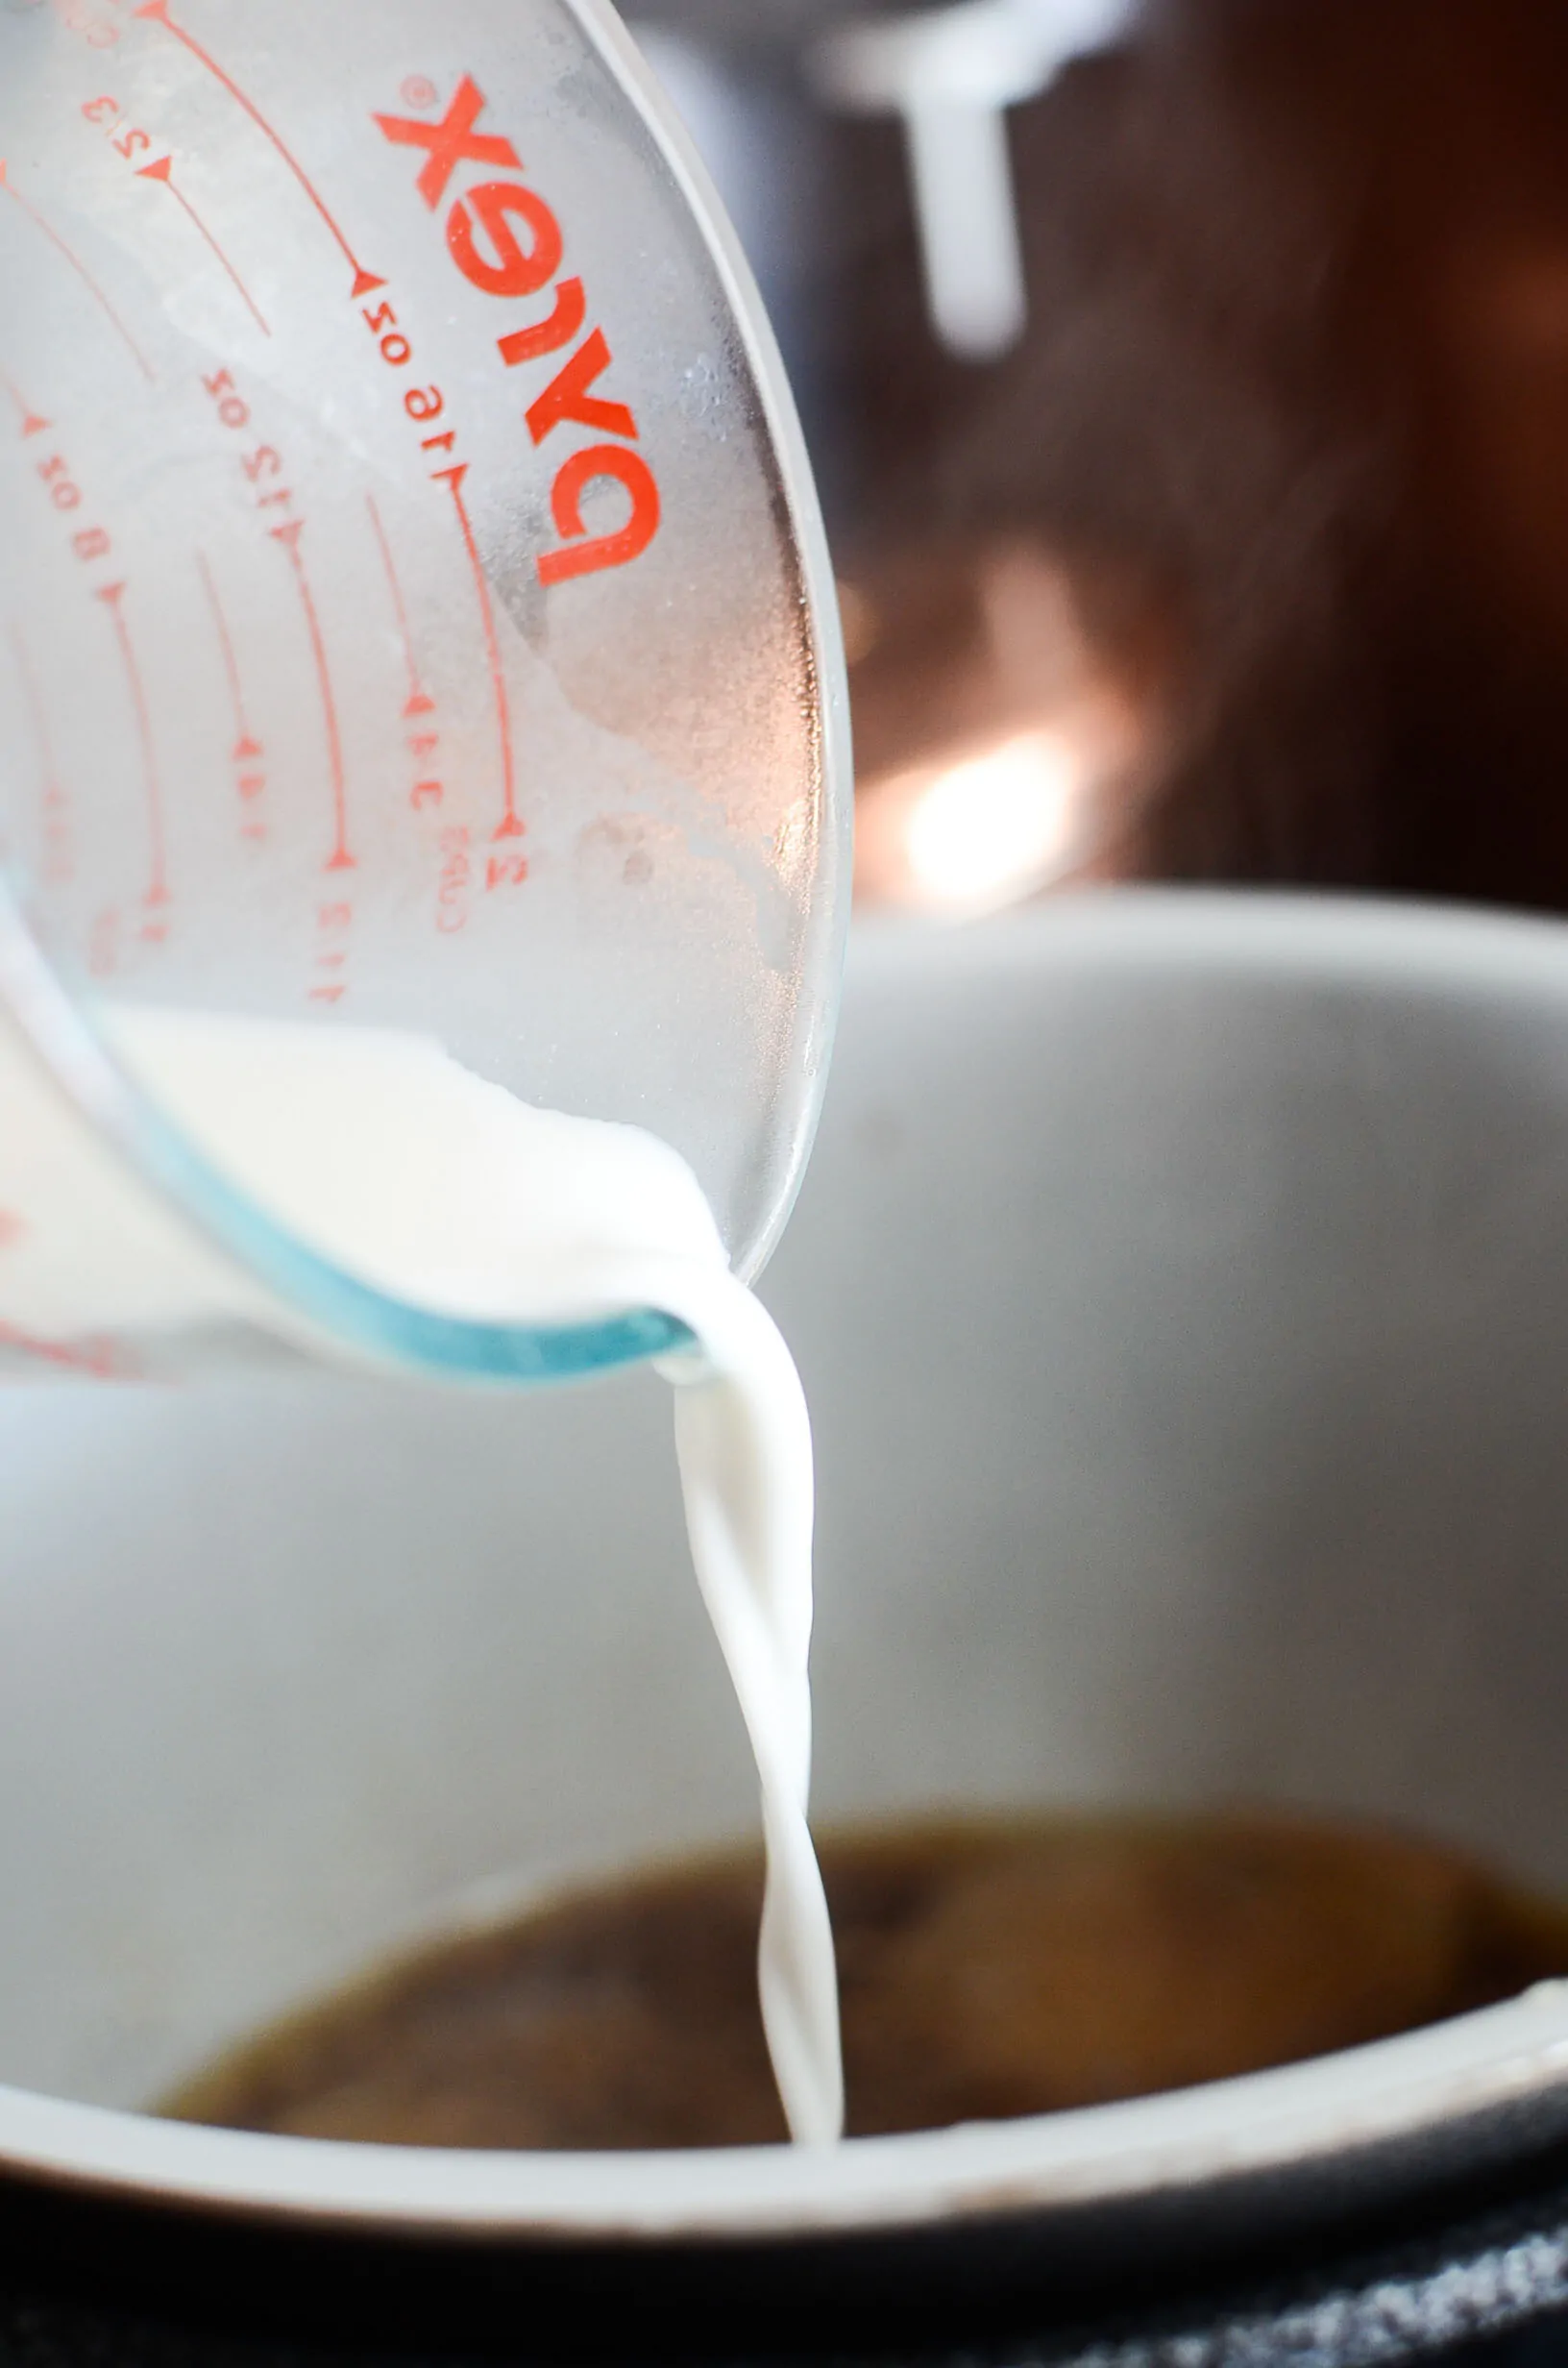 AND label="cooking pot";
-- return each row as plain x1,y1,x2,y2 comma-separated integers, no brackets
7,891,1568,2365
